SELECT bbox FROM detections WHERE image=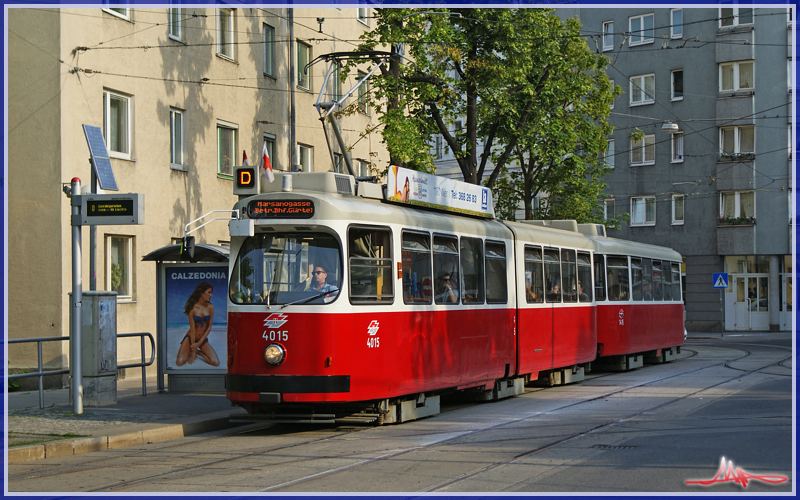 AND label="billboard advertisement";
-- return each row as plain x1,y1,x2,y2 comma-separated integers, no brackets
164,264,228,373
387,165,494,218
